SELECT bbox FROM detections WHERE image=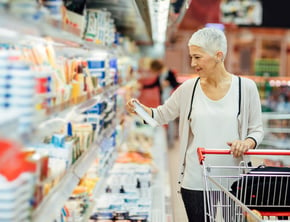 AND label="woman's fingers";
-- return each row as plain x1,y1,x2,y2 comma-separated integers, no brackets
126,98,138,114
228,140,250,157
